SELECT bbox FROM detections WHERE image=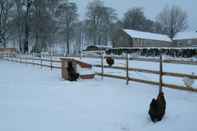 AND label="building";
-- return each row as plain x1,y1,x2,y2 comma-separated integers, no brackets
85,45,112,51
174,32,197,47
113,29,172,48
0,48,16,56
